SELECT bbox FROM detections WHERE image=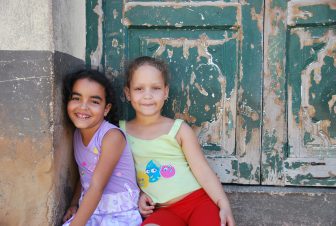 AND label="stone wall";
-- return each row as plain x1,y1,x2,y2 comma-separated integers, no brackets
0,1,85,225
